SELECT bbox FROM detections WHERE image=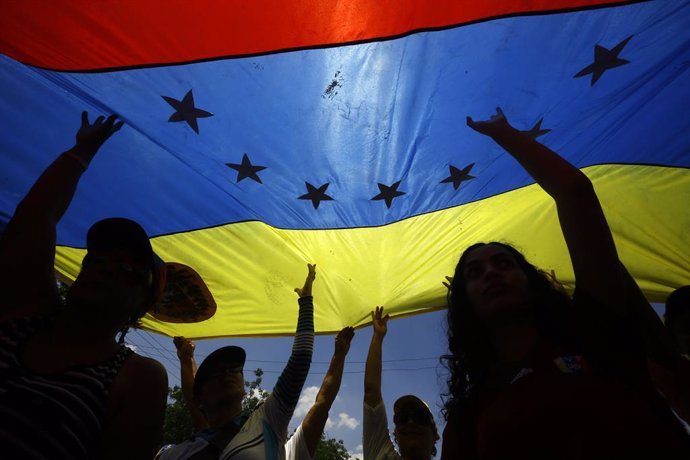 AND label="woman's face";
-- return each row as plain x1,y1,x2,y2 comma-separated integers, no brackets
461,244,532,324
